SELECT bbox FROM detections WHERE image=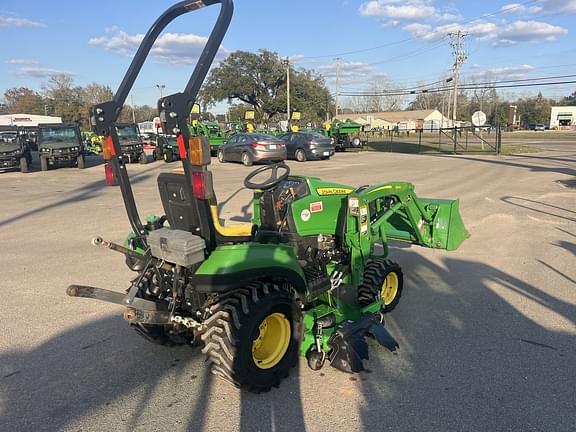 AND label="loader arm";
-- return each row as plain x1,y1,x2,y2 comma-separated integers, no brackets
359,181,468,250
345,181,469,285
